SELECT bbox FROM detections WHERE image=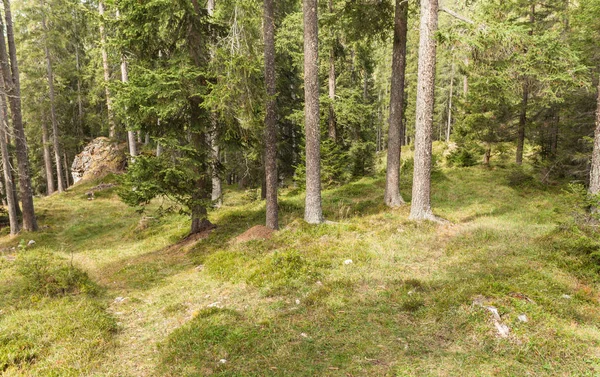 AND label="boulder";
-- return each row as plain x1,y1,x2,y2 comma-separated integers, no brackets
71,137,127,184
